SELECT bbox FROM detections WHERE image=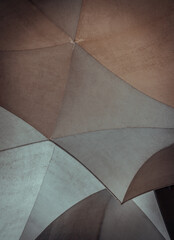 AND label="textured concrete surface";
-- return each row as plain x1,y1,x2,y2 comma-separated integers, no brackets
0,43,74,137
0,107,45,151
133,191,170,240
55,128,174,202
0,0,70,51
53,45,174,138
76,0,174,107
36,190,164,240
33,0,82,39
20,145,104,240
0,141,54,240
